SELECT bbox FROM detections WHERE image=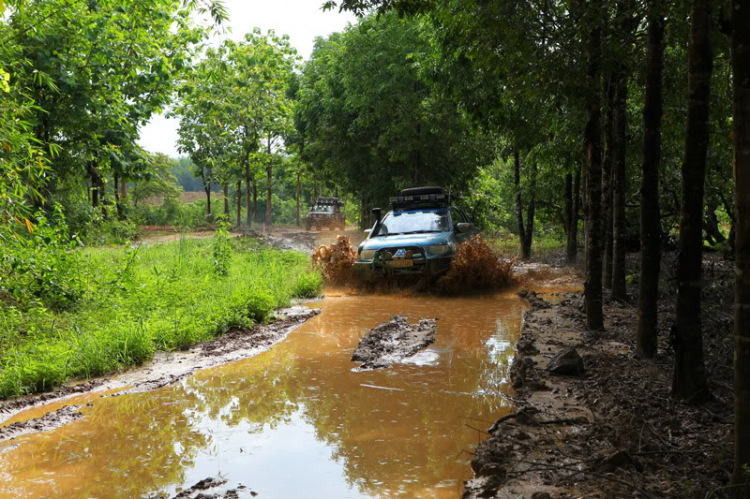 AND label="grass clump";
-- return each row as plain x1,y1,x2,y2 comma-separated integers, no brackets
292,271,324,299
0,235,314,399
